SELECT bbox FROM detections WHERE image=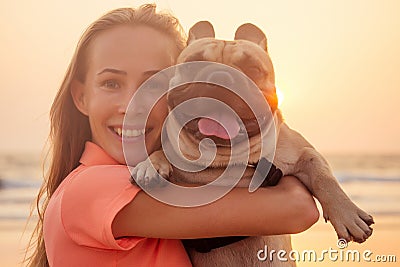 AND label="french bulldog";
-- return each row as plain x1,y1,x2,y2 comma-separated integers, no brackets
131,21,374,267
